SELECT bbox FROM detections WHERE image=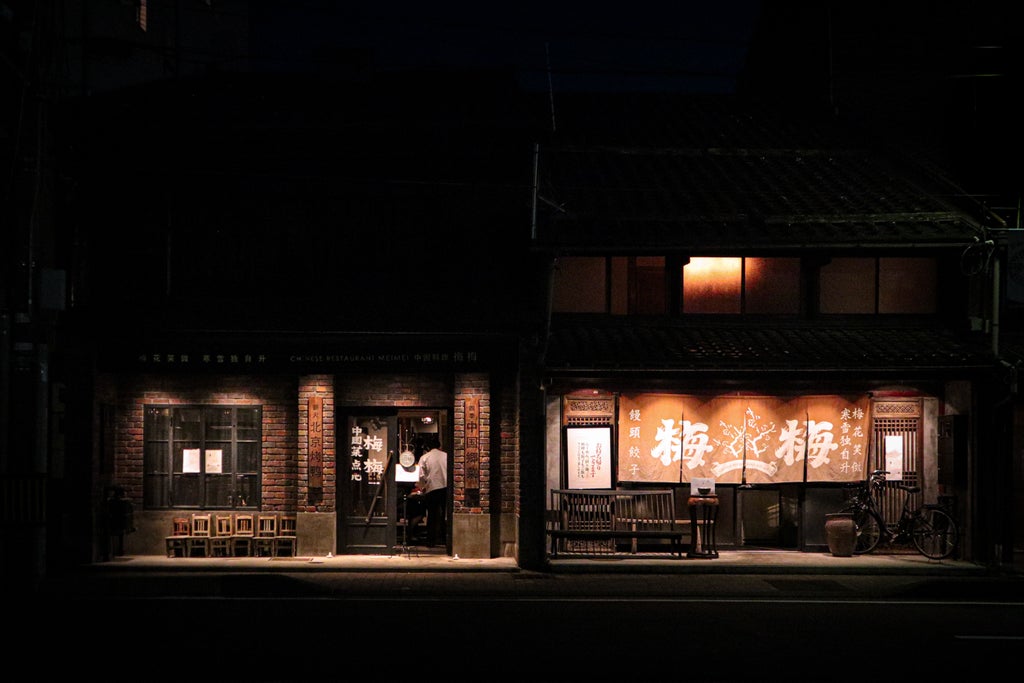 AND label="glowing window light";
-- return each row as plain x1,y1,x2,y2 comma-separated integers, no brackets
685,257,742,278
683,257,742,313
